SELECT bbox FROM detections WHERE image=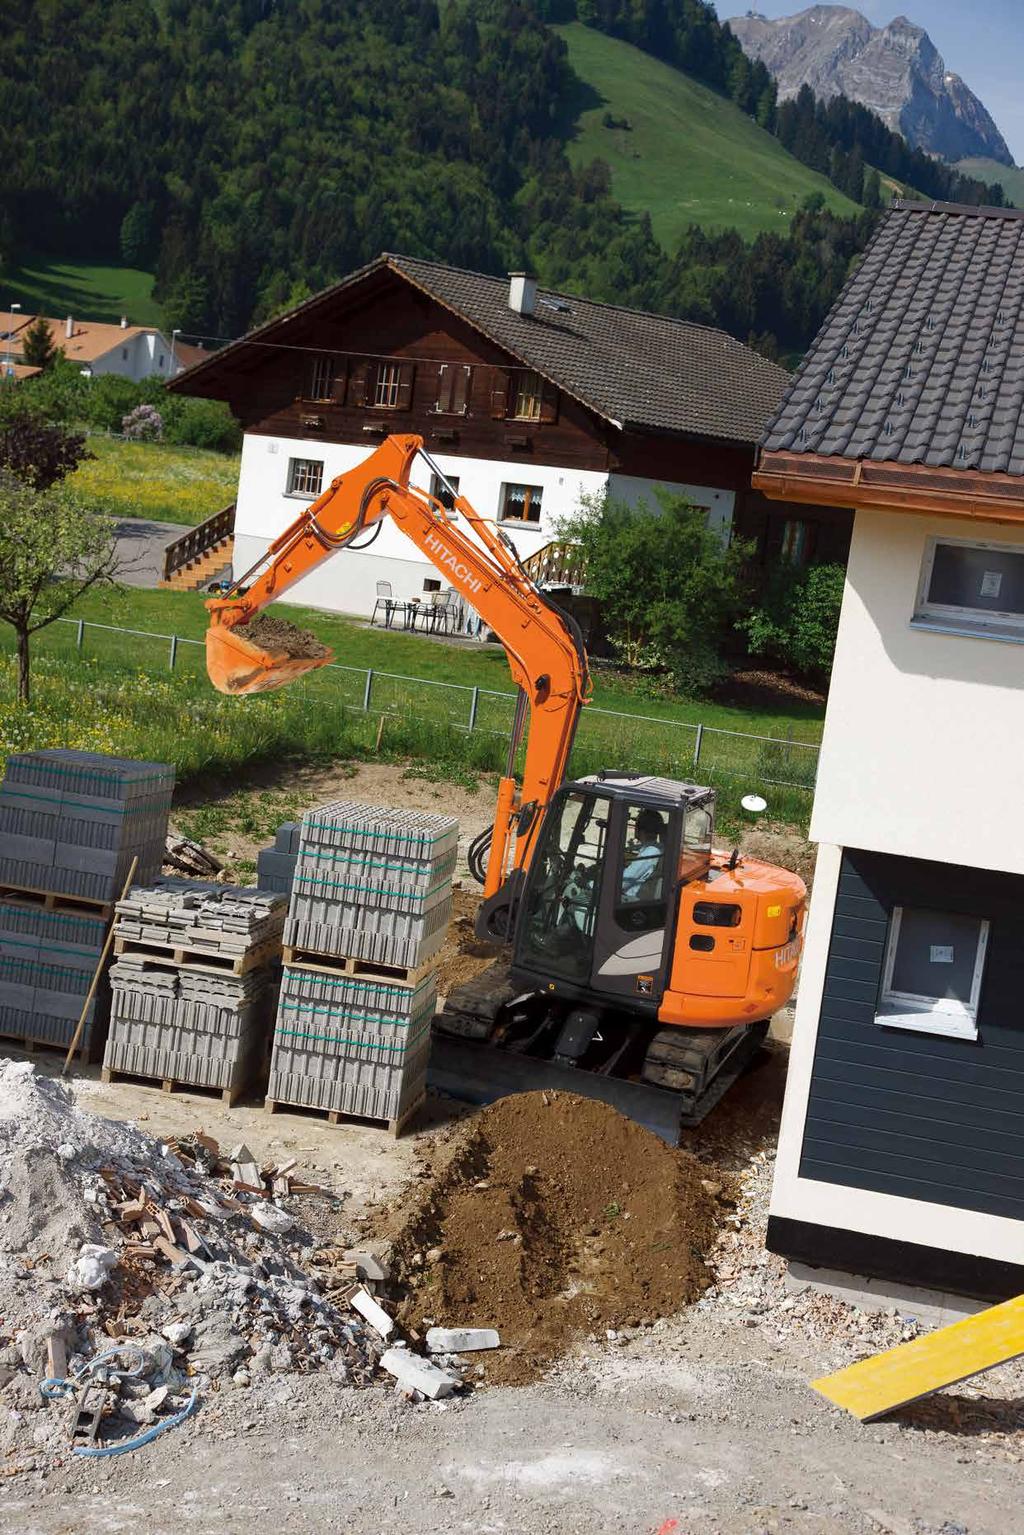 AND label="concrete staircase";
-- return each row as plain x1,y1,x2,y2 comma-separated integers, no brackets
160,504,235,592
